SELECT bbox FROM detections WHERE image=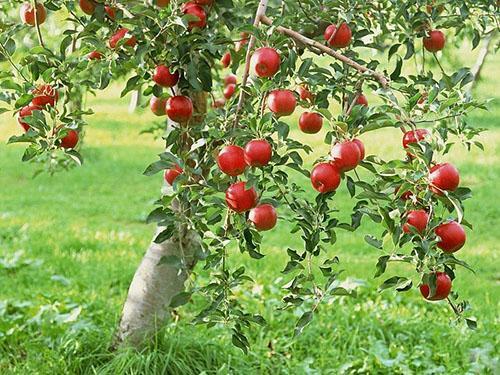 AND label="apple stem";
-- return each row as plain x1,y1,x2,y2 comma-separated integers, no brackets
32,0,45,48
